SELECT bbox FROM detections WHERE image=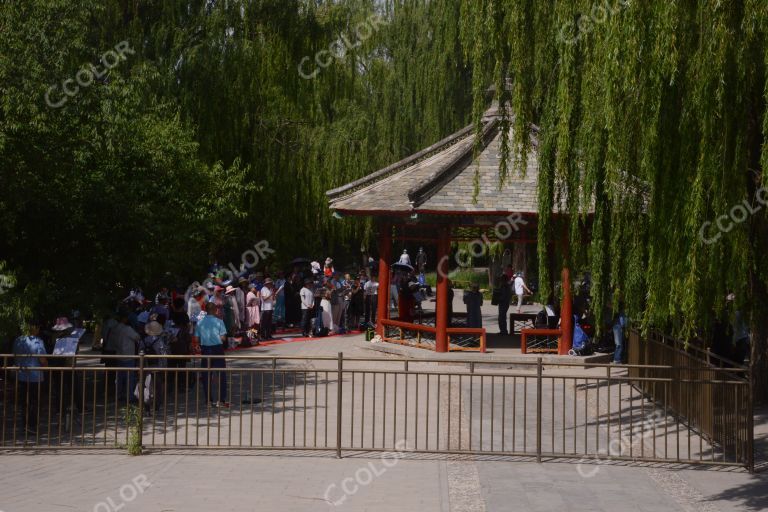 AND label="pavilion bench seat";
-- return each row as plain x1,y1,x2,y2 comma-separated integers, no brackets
520,328,561,354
